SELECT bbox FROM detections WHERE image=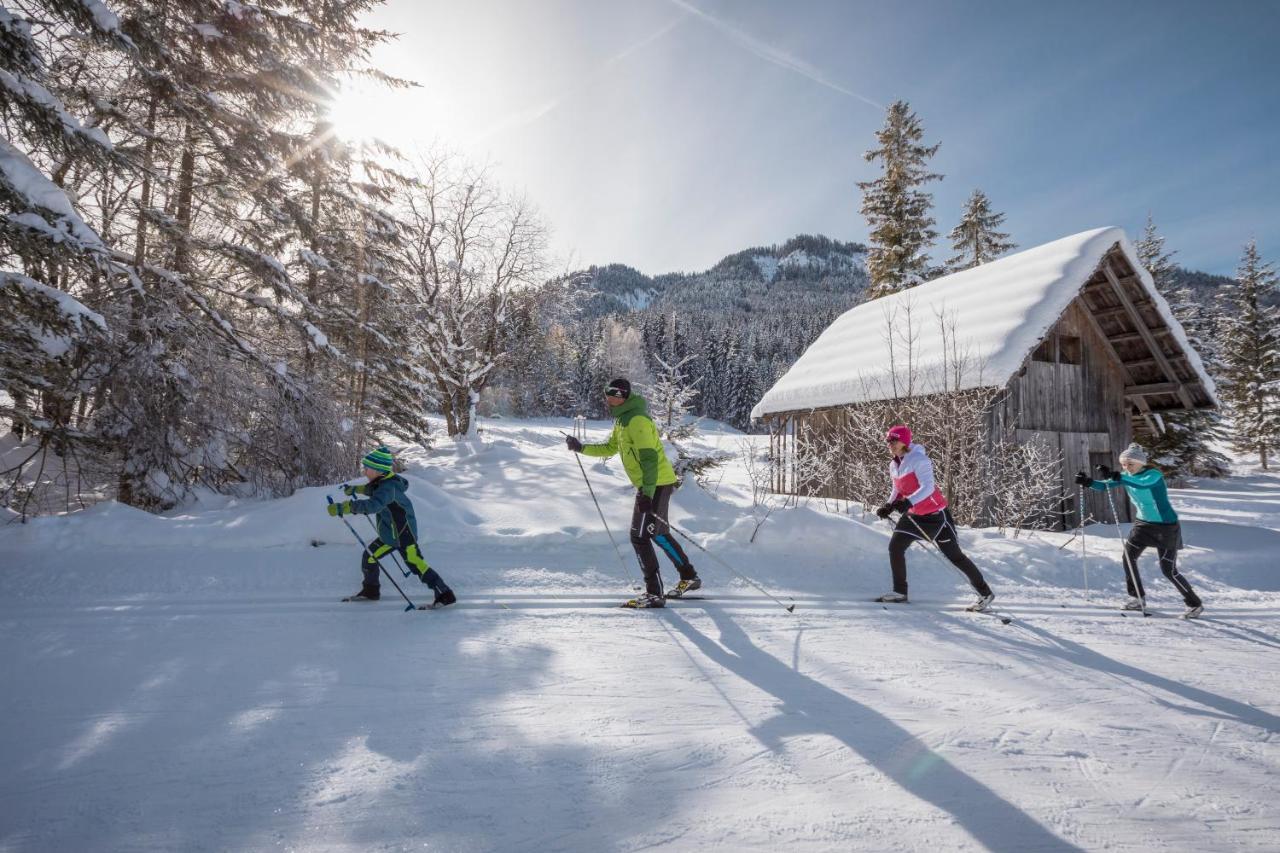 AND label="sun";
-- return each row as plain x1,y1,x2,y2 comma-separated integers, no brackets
321,80,430,148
